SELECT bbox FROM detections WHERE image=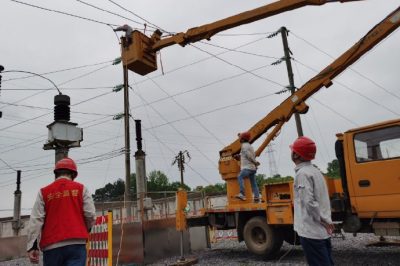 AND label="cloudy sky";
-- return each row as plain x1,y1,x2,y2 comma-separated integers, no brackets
0,0,399,217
